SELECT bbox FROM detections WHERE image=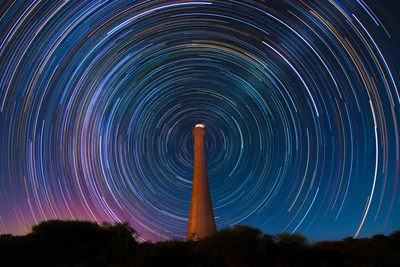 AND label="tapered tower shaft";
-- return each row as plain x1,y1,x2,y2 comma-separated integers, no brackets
187,124,216,241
